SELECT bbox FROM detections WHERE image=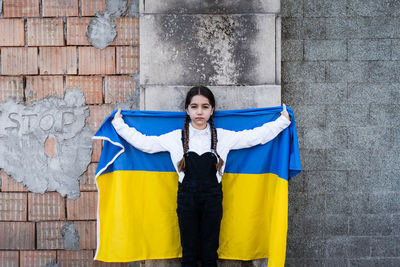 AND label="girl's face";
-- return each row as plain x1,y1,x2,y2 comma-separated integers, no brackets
186,94,214,130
